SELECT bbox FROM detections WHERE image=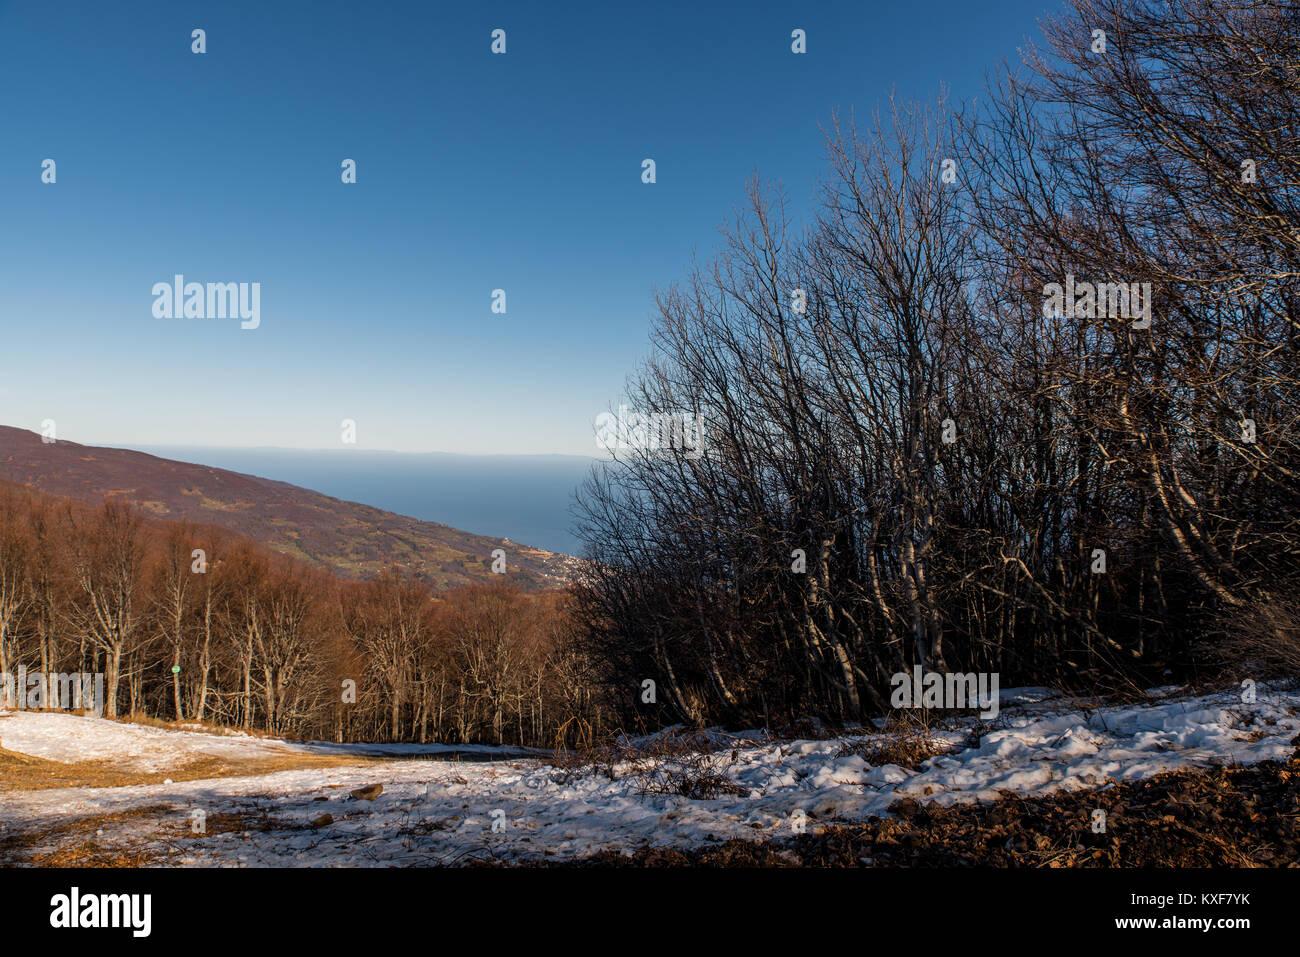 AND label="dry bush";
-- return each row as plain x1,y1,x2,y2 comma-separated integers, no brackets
546,726,756,797
632,750,747,800
630,727,759,757
838,710,953,770
774,716,840,740
545,724,760,783
1213,593,1300,681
